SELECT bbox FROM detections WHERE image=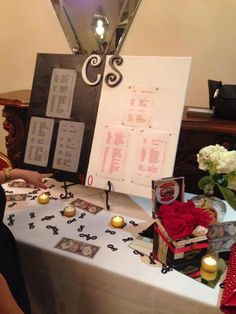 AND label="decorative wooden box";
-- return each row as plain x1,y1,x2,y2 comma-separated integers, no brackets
152,218,208,274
